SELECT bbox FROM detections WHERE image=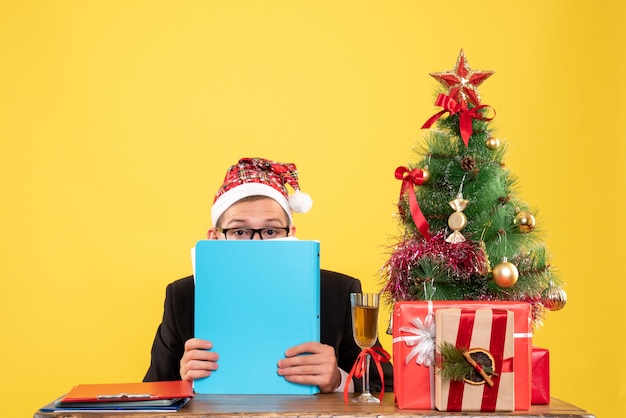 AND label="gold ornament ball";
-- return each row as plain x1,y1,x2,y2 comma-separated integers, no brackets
514,210,536,233
542,285,567,311
486,137,501,150
421,167,431,183
492,261,519,288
